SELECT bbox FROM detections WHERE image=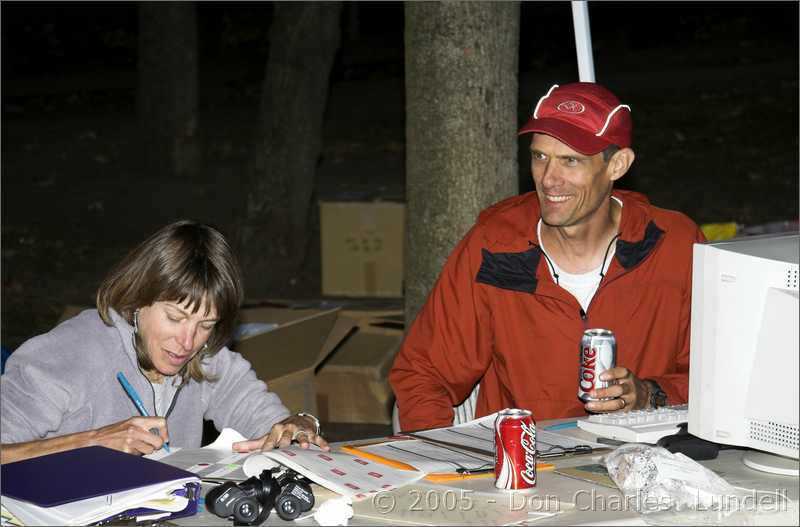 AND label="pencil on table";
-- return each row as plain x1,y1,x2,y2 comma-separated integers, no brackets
339,445,419,471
